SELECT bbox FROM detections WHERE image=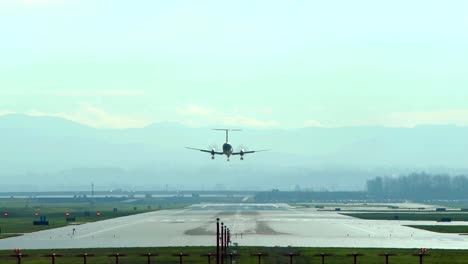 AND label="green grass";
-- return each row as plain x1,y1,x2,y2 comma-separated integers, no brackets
0,247,467,264
0,234,21,239
406,225,468,233
0,207,153,234
0,198,187,235
342,213,468,221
